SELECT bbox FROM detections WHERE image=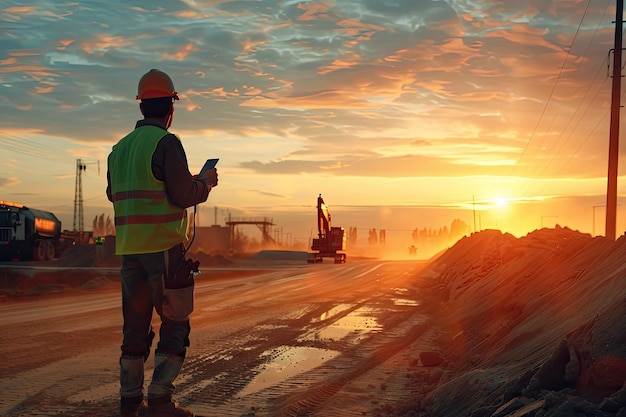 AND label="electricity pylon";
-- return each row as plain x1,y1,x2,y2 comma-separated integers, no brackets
73,159,100,234
73,159,86,233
